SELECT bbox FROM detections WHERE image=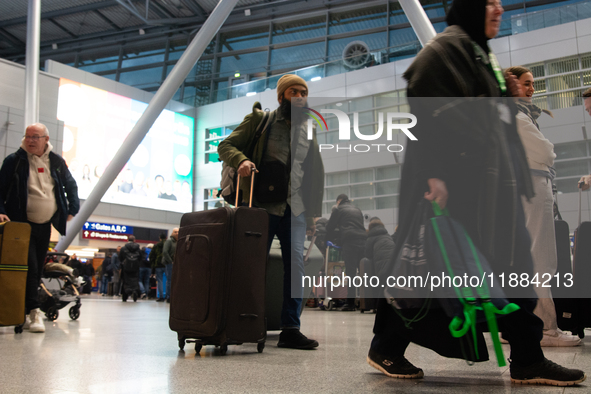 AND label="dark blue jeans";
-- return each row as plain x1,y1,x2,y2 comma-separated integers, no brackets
155,267,165,299
267,205,307,329
165,263,173,300
139,267,151,296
